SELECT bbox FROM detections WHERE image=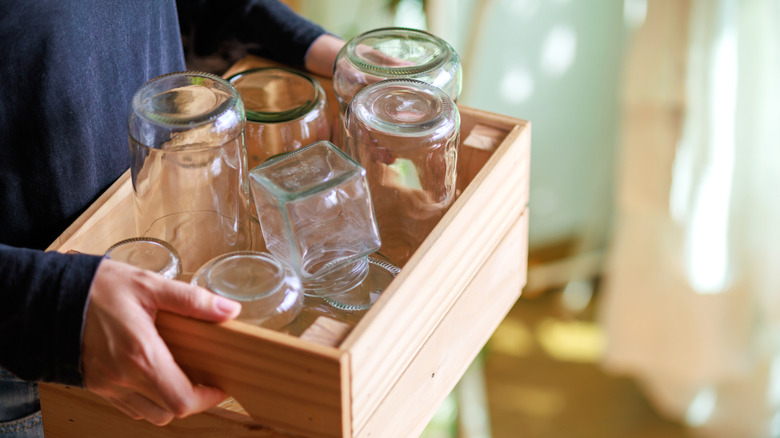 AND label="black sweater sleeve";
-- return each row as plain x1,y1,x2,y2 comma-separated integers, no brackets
177,0,327,69
0,244,103,385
